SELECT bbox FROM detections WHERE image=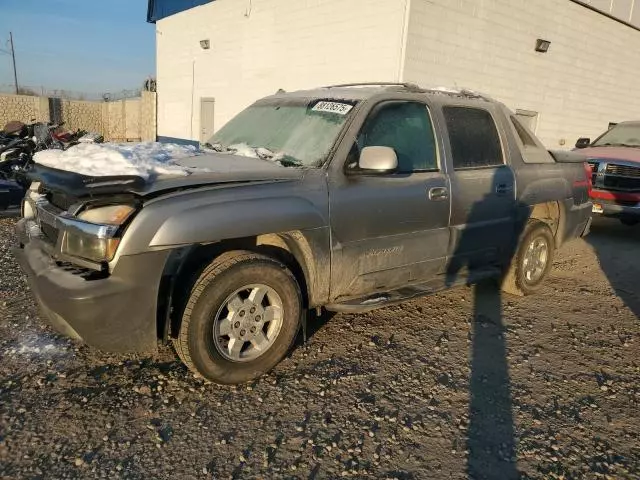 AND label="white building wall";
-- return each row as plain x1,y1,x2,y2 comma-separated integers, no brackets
156,0,408,141
403,0,640,148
